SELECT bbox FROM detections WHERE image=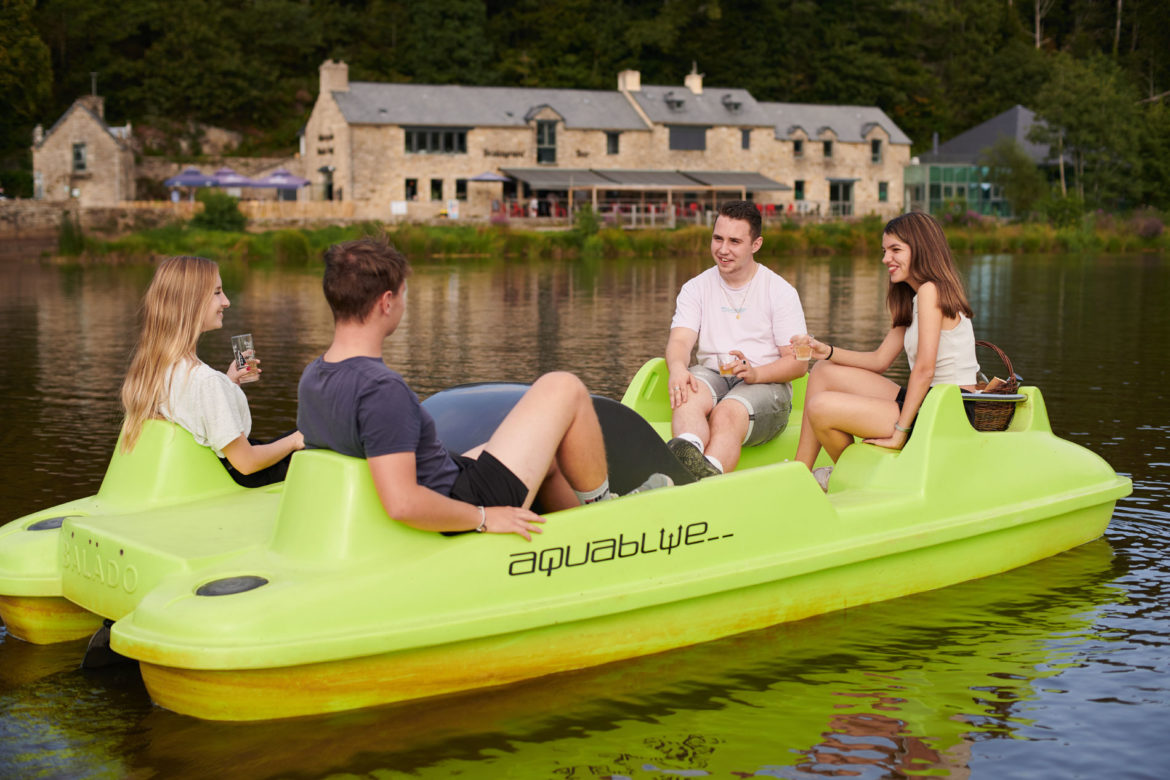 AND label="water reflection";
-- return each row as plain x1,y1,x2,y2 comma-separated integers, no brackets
0,252,1166,779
